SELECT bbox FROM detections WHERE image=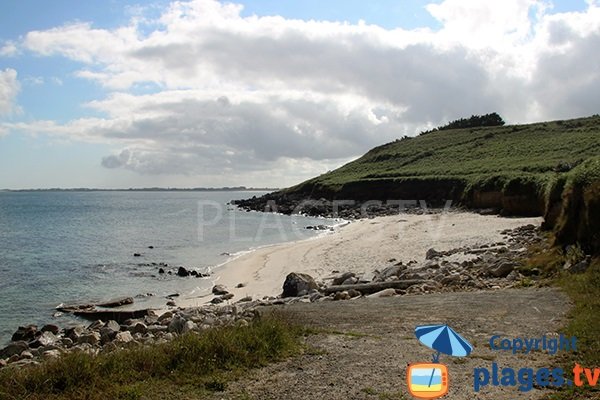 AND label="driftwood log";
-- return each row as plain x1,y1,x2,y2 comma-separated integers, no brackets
322,279,430,295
